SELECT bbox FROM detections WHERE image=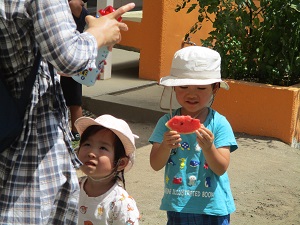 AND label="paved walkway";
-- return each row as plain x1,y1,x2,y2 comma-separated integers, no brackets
82,48,168,123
